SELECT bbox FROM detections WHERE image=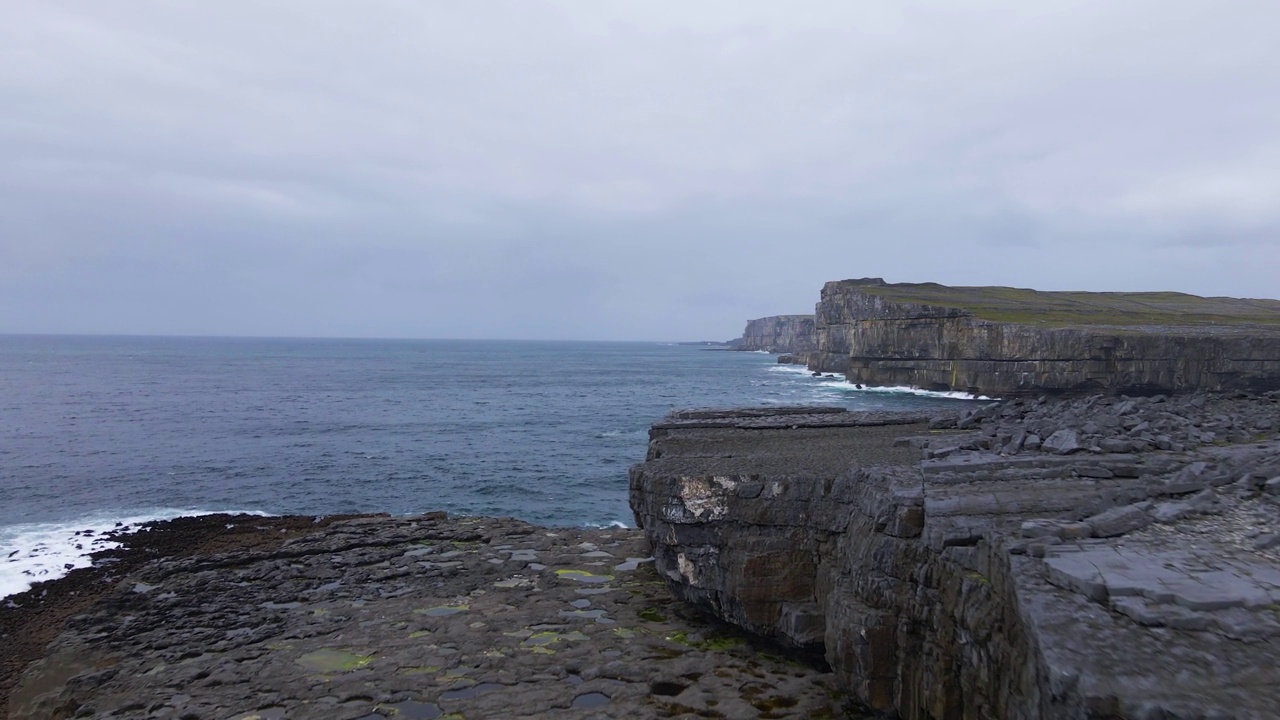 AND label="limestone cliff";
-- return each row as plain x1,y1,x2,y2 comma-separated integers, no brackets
736,315,816,354
810,279,1280,396
630,397,1280,719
